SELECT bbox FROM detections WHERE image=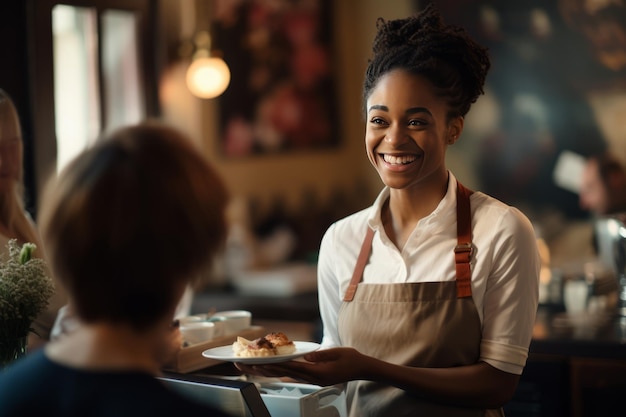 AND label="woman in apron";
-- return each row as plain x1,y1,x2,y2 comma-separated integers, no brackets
238,4,540,416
